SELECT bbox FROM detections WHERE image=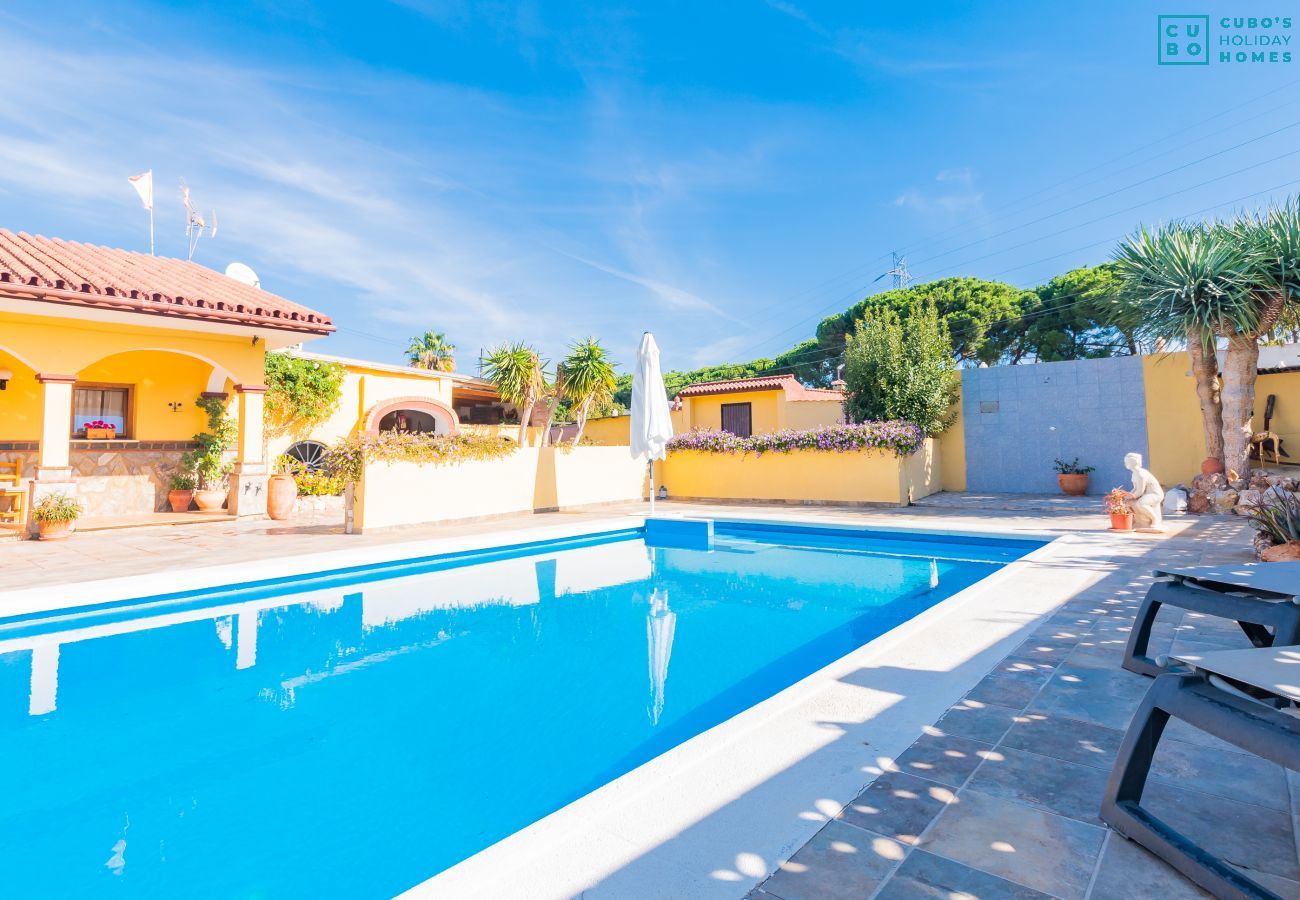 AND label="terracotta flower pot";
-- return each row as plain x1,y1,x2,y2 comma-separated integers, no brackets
167,489,194,513
1058,473,1089,496
1200,457,1225,475
37,520,74,541
266,474,297,521
1261,541,1300,562
1109,511,1134,532
84,427,115,440
193,489,227,513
